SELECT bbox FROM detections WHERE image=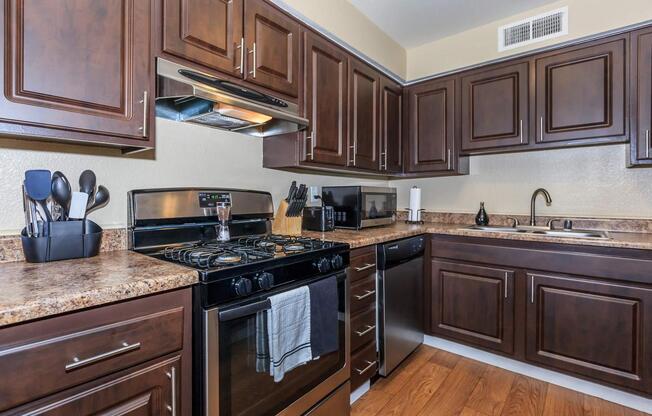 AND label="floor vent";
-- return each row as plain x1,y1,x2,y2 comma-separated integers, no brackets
498,7,568,52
